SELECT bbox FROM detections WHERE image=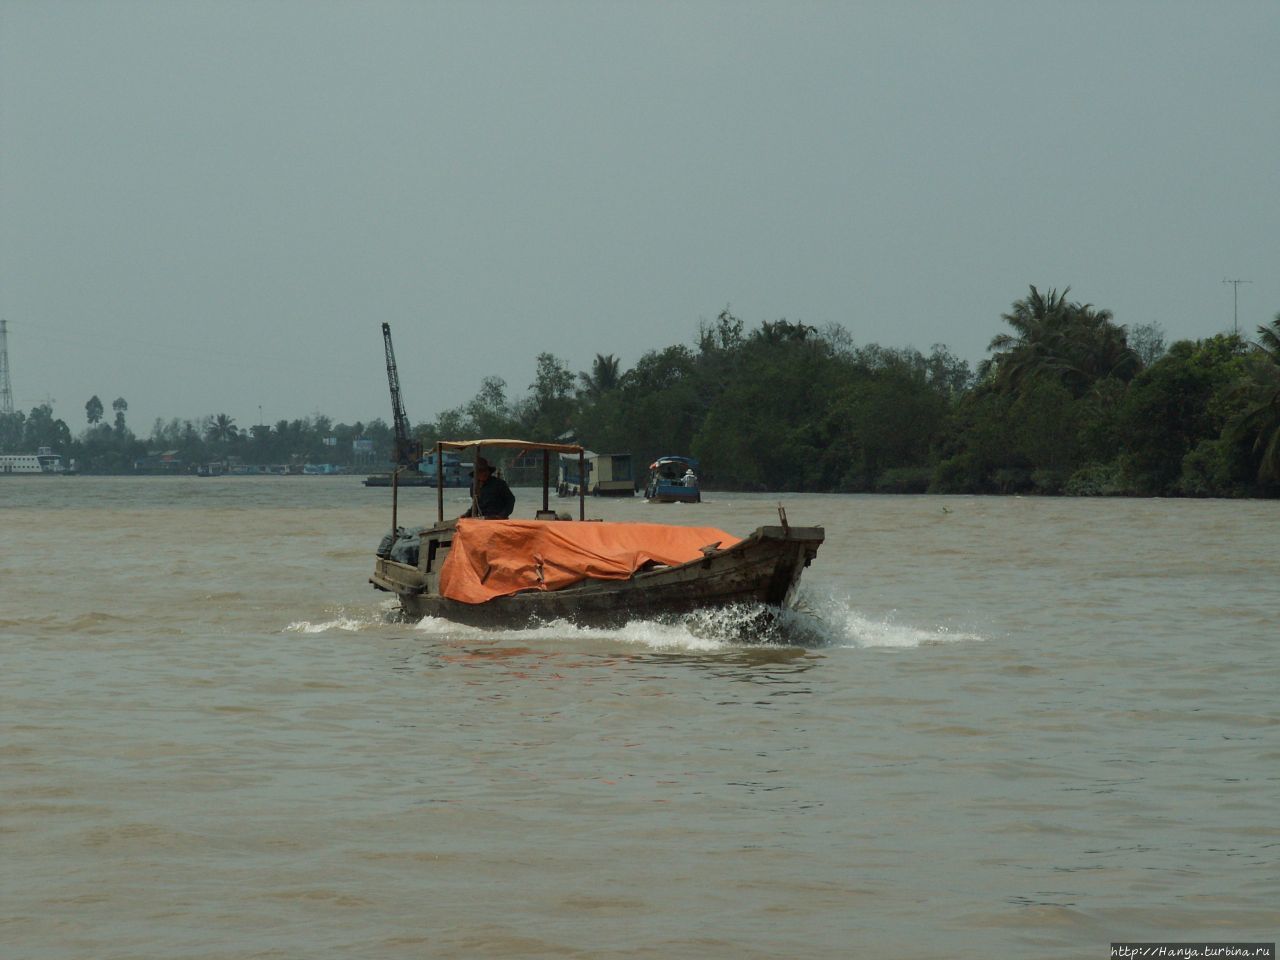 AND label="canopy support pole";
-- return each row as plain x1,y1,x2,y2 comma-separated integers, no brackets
542,450,550,514
392,466,400,537
470,446,483,519
435,441,444,524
